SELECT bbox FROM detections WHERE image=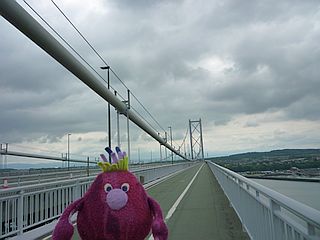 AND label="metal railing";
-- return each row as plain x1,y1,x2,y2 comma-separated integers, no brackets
0,162,194,239
207,161,320,240
0,163,174,188
0,168,100,188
